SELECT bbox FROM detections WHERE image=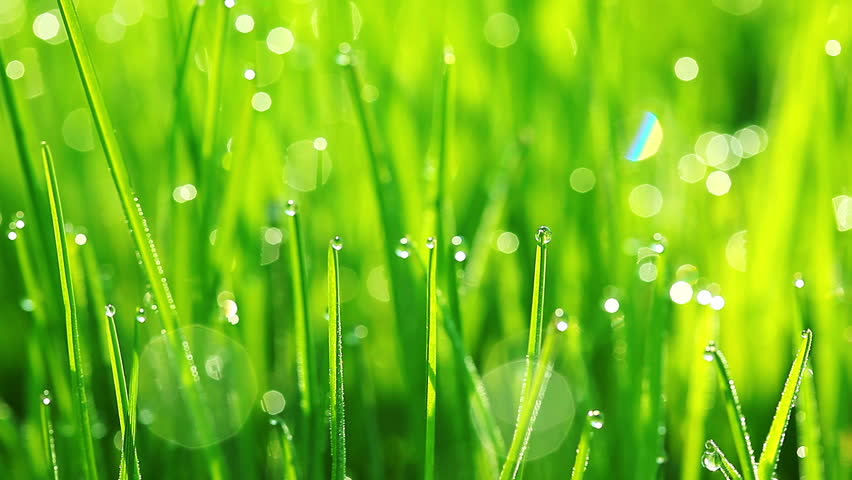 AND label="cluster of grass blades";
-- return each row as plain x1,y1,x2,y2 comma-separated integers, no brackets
702,329,814,480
